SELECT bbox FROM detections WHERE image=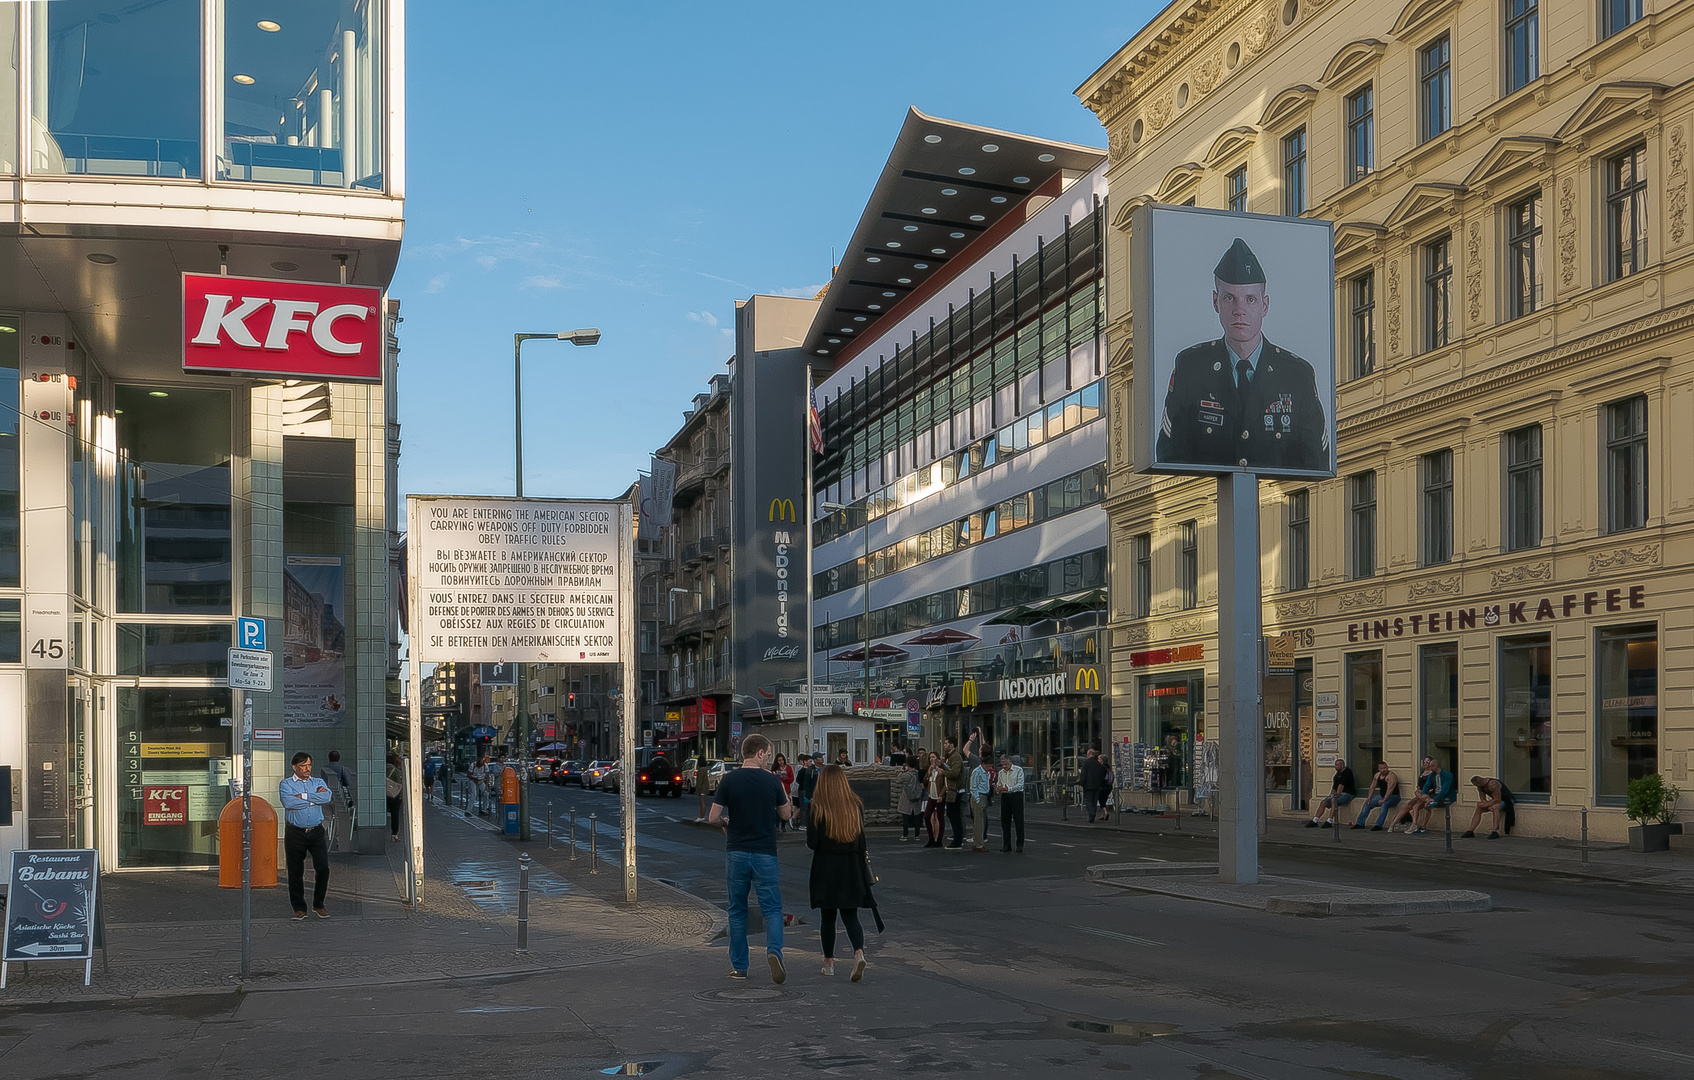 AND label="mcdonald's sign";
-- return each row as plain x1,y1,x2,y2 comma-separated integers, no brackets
769,498,796,522
1065,664,1105,695
961,680,977,708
